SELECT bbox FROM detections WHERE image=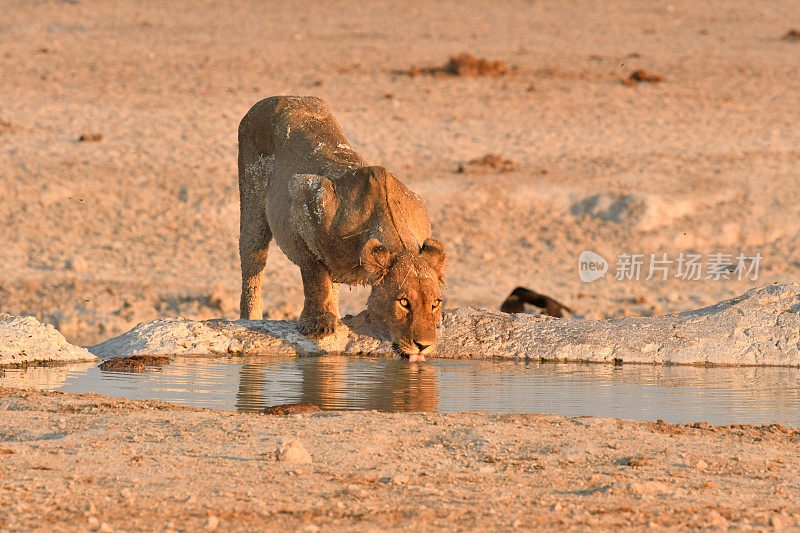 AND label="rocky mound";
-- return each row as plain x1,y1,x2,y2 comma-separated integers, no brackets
89,285,800,366
0,314,98,366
